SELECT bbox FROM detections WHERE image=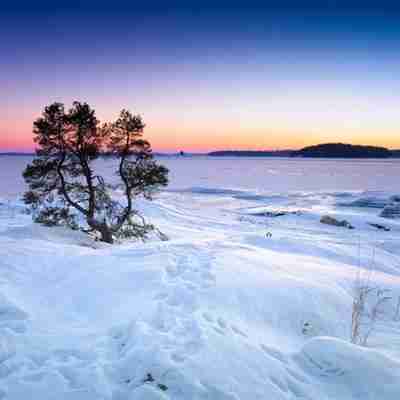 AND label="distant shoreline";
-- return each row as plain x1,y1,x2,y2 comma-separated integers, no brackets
209,143,400,158
0,152,34,156
2,143,400,158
